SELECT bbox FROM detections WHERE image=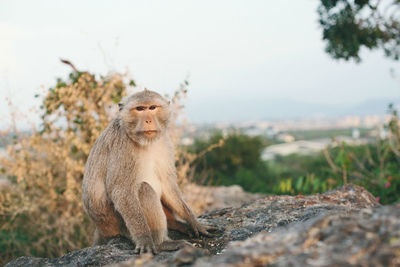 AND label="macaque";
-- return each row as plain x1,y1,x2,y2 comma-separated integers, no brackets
82,90,214,254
